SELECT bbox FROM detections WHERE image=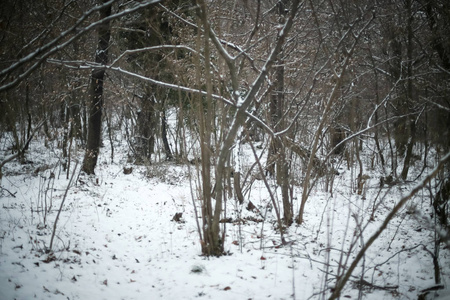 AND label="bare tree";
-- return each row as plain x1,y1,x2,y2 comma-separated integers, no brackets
296,4,375,224
82,0,113,174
